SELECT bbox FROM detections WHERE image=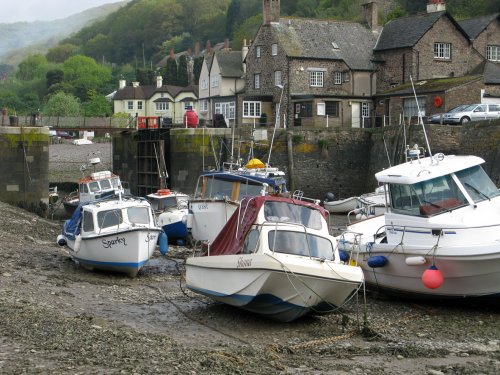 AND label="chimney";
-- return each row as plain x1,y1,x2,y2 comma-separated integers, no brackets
119,79,126,89
132,82,139,88
263,0,280,25
242,39,249,73
224,38,230,51
194,41,201,56
206,40,212,54
427,0,446,13
156,76,163,88
362,1,378,31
